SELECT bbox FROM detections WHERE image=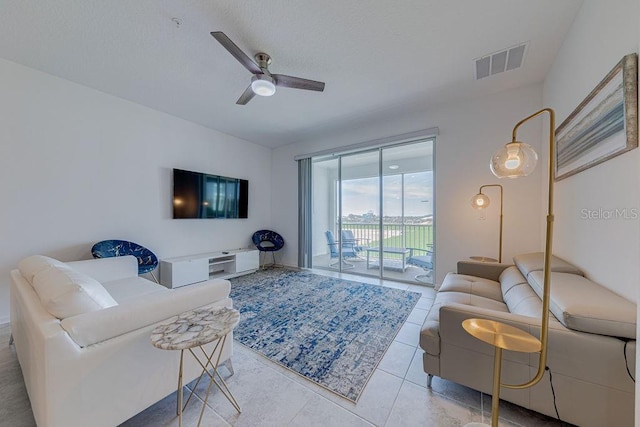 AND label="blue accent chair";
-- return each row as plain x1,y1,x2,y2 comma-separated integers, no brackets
407,245,434,284
325,230,358,269
252,230,285,268
91,240,159,283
